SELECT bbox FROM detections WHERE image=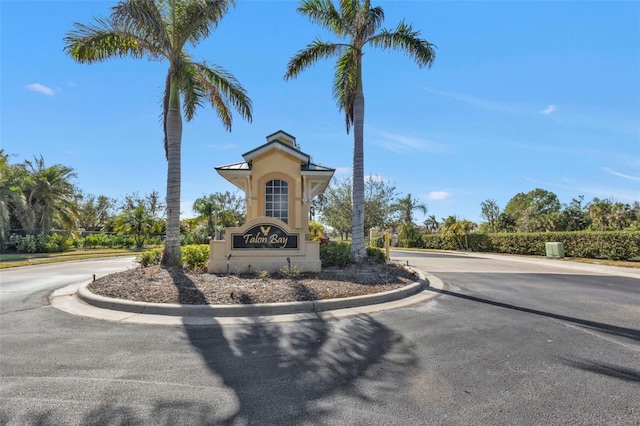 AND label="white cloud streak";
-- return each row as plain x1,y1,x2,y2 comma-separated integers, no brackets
540,105,557,115
603,167,640,181
208,143,239,150
25,83,56,96
523,176,639,202
369,128,447,154
423,87,520,114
